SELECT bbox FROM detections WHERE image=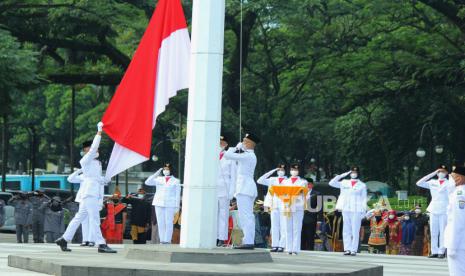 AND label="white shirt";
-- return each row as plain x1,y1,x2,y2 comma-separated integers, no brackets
282,176,308,212
257,169,287,209
217,150,237,199
329,173,367,213
145,170,181,208
444,185,465,251
77,135,106,201
223,147,257,198
416,171,454,214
